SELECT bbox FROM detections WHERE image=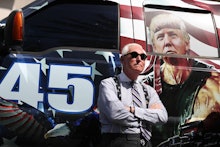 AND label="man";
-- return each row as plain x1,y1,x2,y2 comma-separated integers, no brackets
144,13,220,144
97,43,168,147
